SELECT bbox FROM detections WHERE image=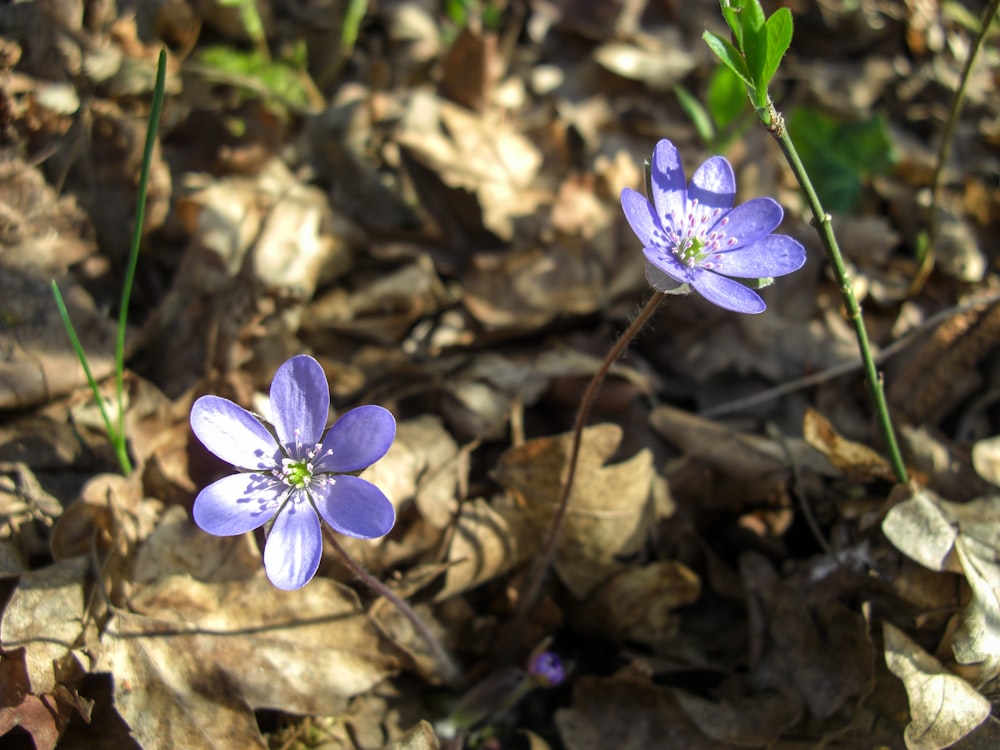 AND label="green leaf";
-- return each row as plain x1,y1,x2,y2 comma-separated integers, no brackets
741,15,767,94
720,0,744,47
787,107,896,212
761,8,793,88
706,64,747,131
673,84,715,144
702,31,753,88
197,45,314,111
